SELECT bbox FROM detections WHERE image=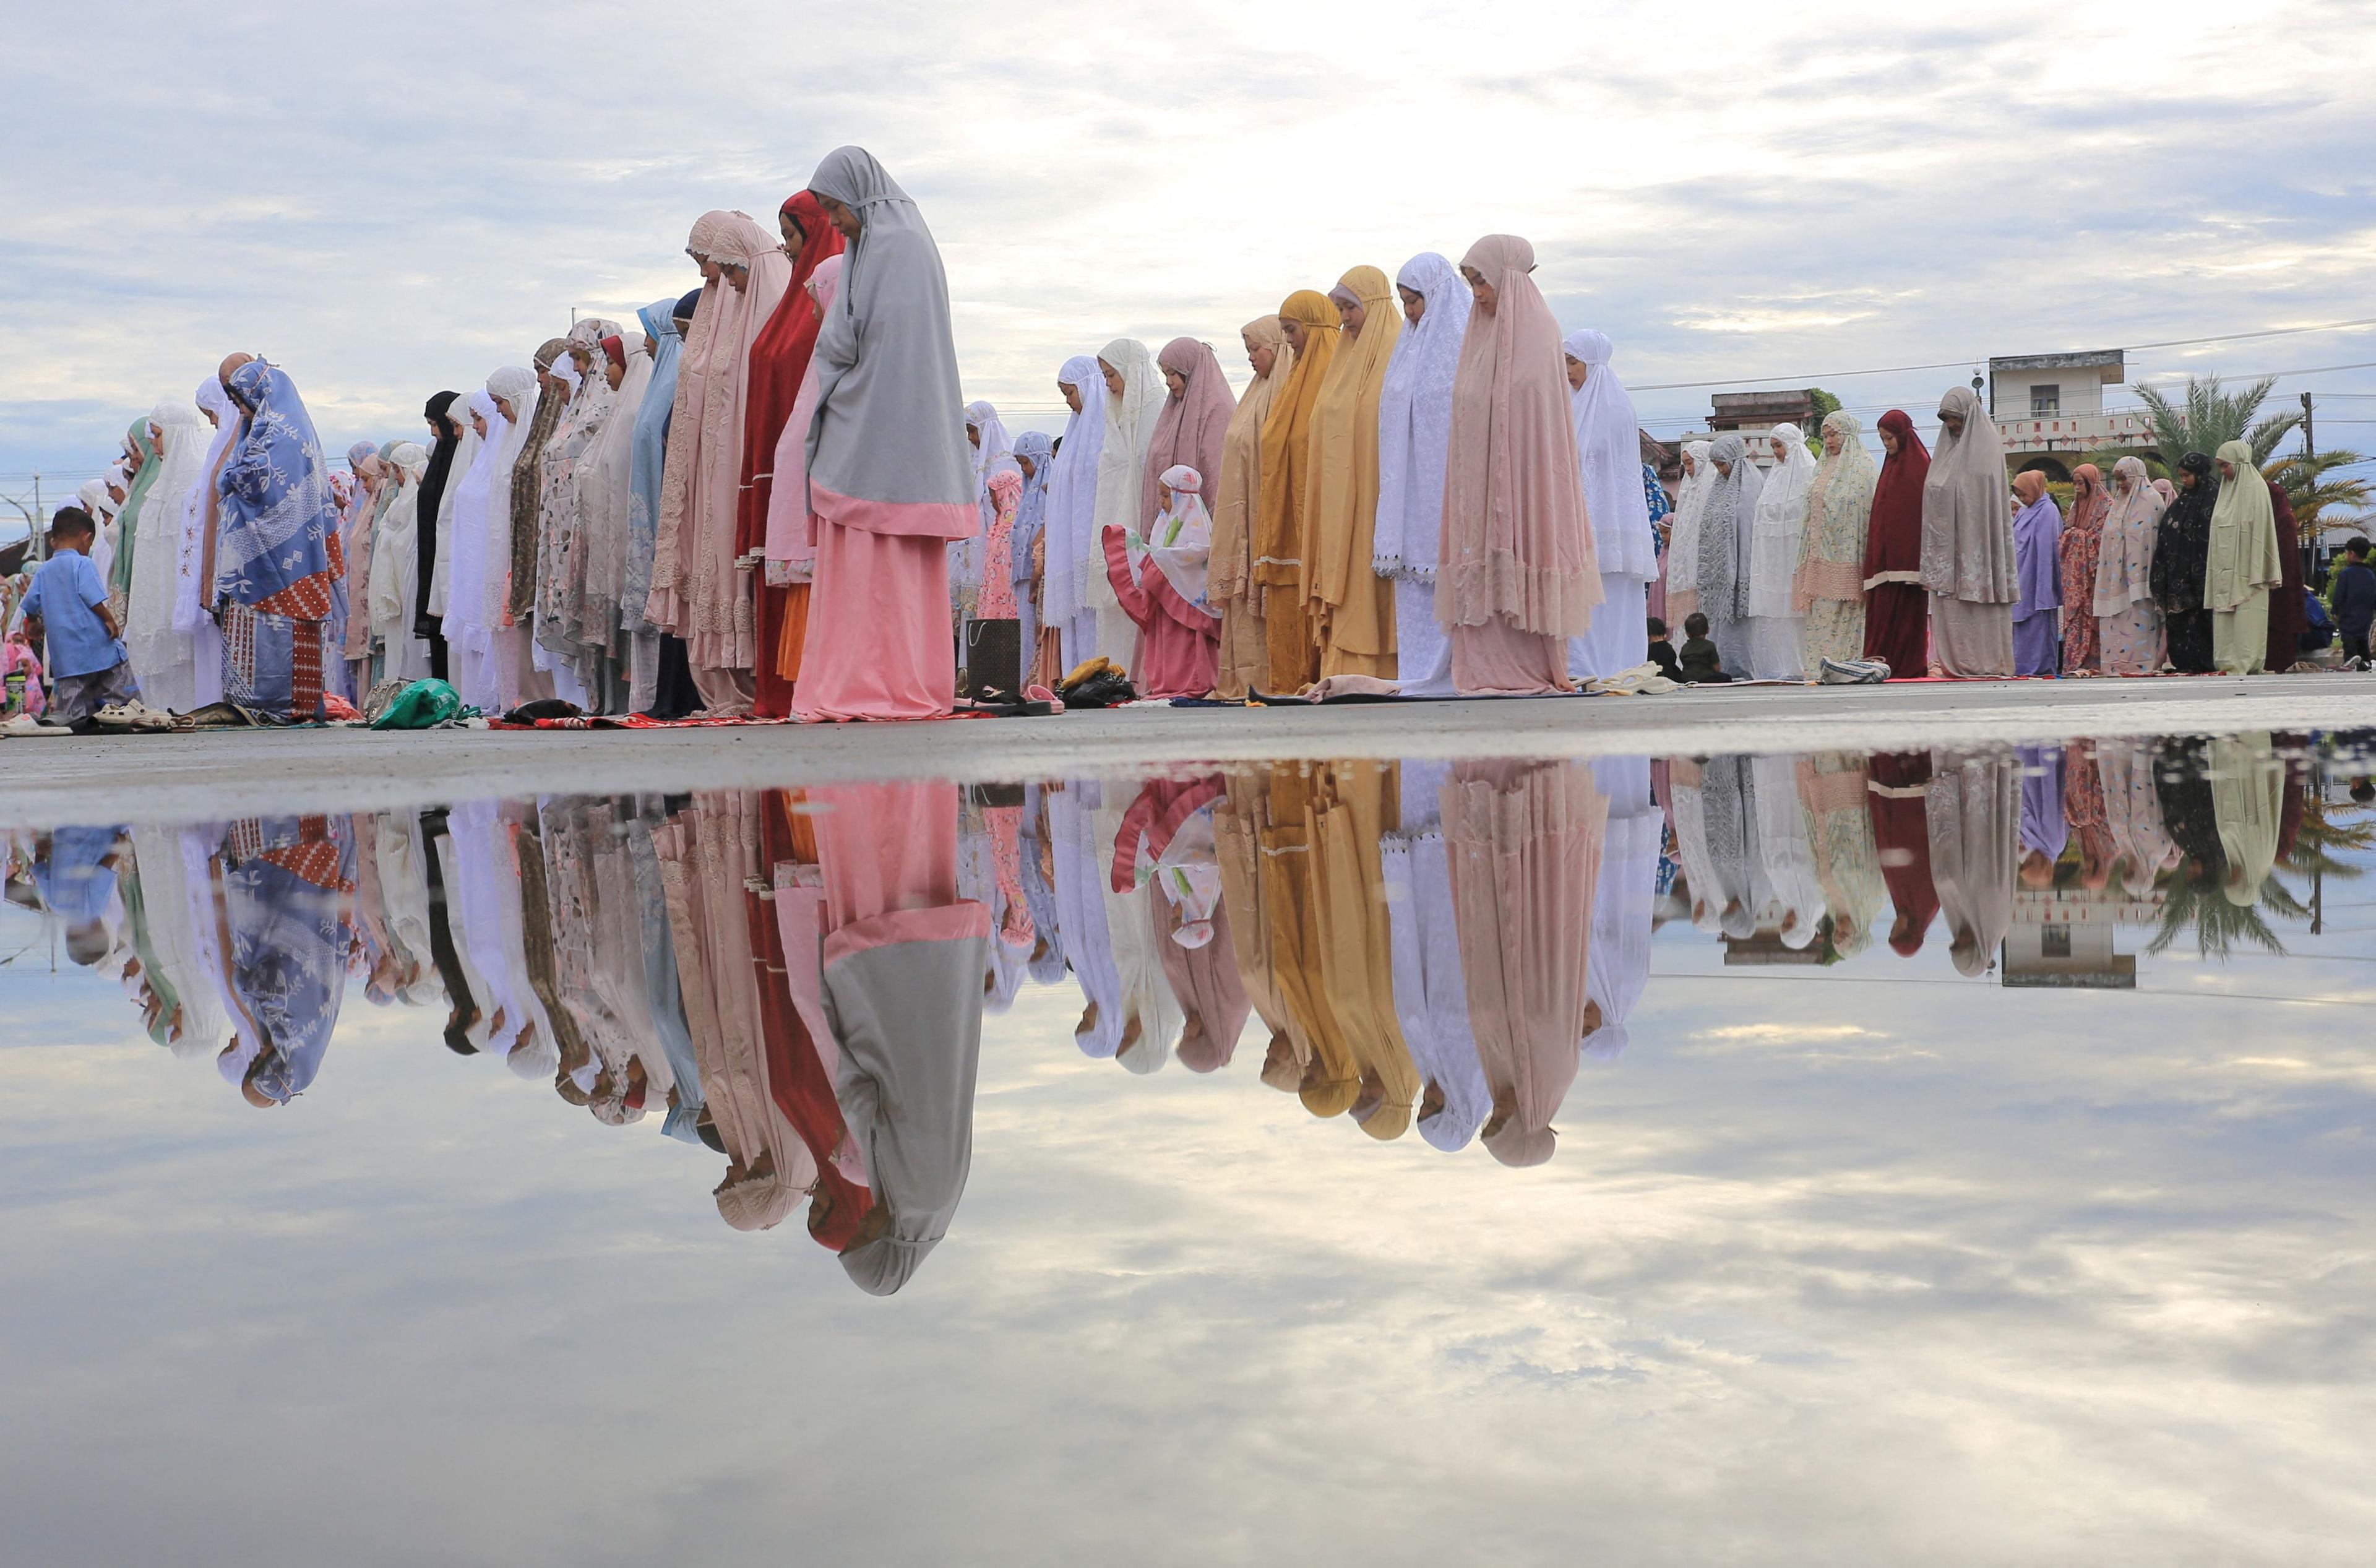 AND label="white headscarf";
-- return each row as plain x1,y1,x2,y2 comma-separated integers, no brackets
1090,338,1164,616
1748,422,1816,617
441,387,511,665
1664,440,1713,597
174,376,243,634
580,337,654,609
964,399,1012,499
1147,463,1213,614
1562,329,1658,583
1375,252,1471,582
1041,355,1109,627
